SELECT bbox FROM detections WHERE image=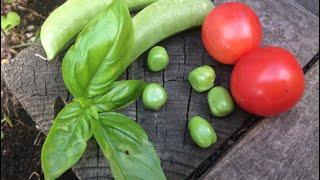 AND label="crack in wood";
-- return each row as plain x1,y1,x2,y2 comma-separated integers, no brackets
95,142,100,180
